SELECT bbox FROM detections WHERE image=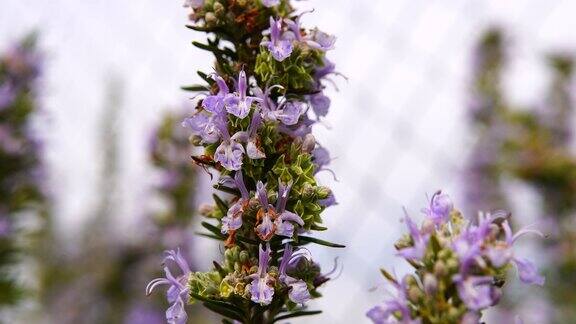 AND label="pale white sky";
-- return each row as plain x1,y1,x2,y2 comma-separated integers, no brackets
1,0,576,322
